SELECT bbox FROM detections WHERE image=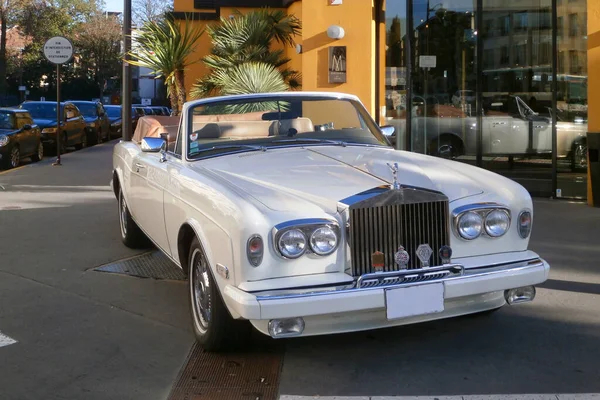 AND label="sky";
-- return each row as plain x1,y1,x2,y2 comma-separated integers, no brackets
104,0,124,13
